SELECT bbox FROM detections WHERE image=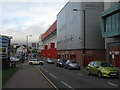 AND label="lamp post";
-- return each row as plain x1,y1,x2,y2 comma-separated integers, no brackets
73,8,86,68
26,35,32,55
